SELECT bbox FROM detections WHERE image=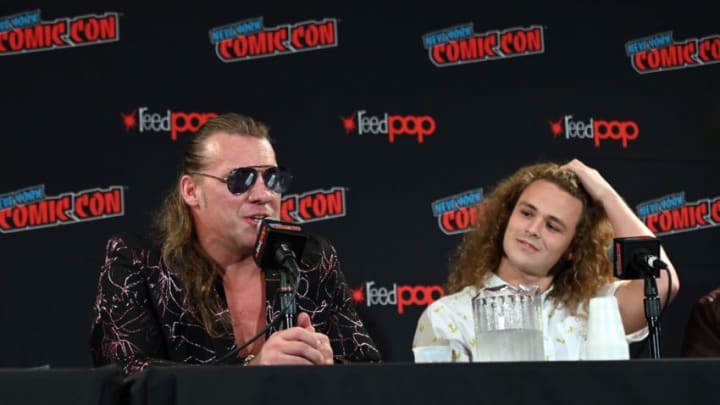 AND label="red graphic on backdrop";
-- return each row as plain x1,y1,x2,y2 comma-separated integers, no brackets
354,281,445,315
350,285,365,304
341,110,437,143
0,10,120,56
432,188,484,235
280,187,347,223
0,185,125,234
121,107,217,141
340,113,357,134
210,17,339,63
424,25,544,67
626,31,720,74
549,119,563,138
637,192,720,236
549,115,639,148
439,204,485,235
121,111,137,132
